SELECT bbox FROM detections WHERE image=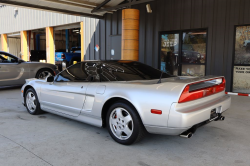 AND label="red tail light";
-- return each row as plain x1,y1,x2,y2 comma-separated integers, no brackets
61,53,66,59
178,77,226,103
